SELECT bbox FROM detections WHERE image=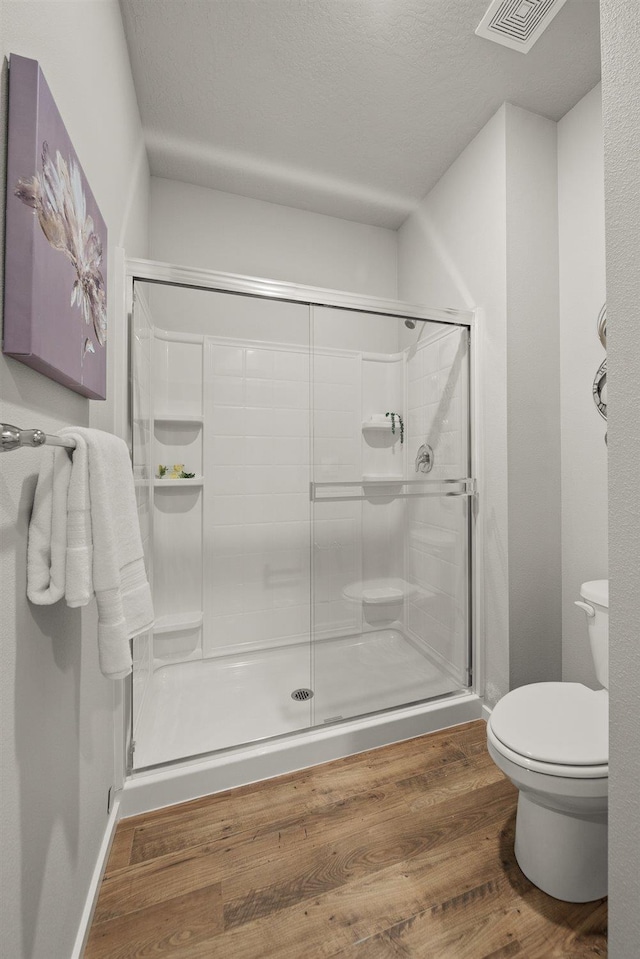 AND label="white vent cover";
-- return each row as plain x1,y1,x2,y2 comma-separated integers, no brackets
475,0,568,53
